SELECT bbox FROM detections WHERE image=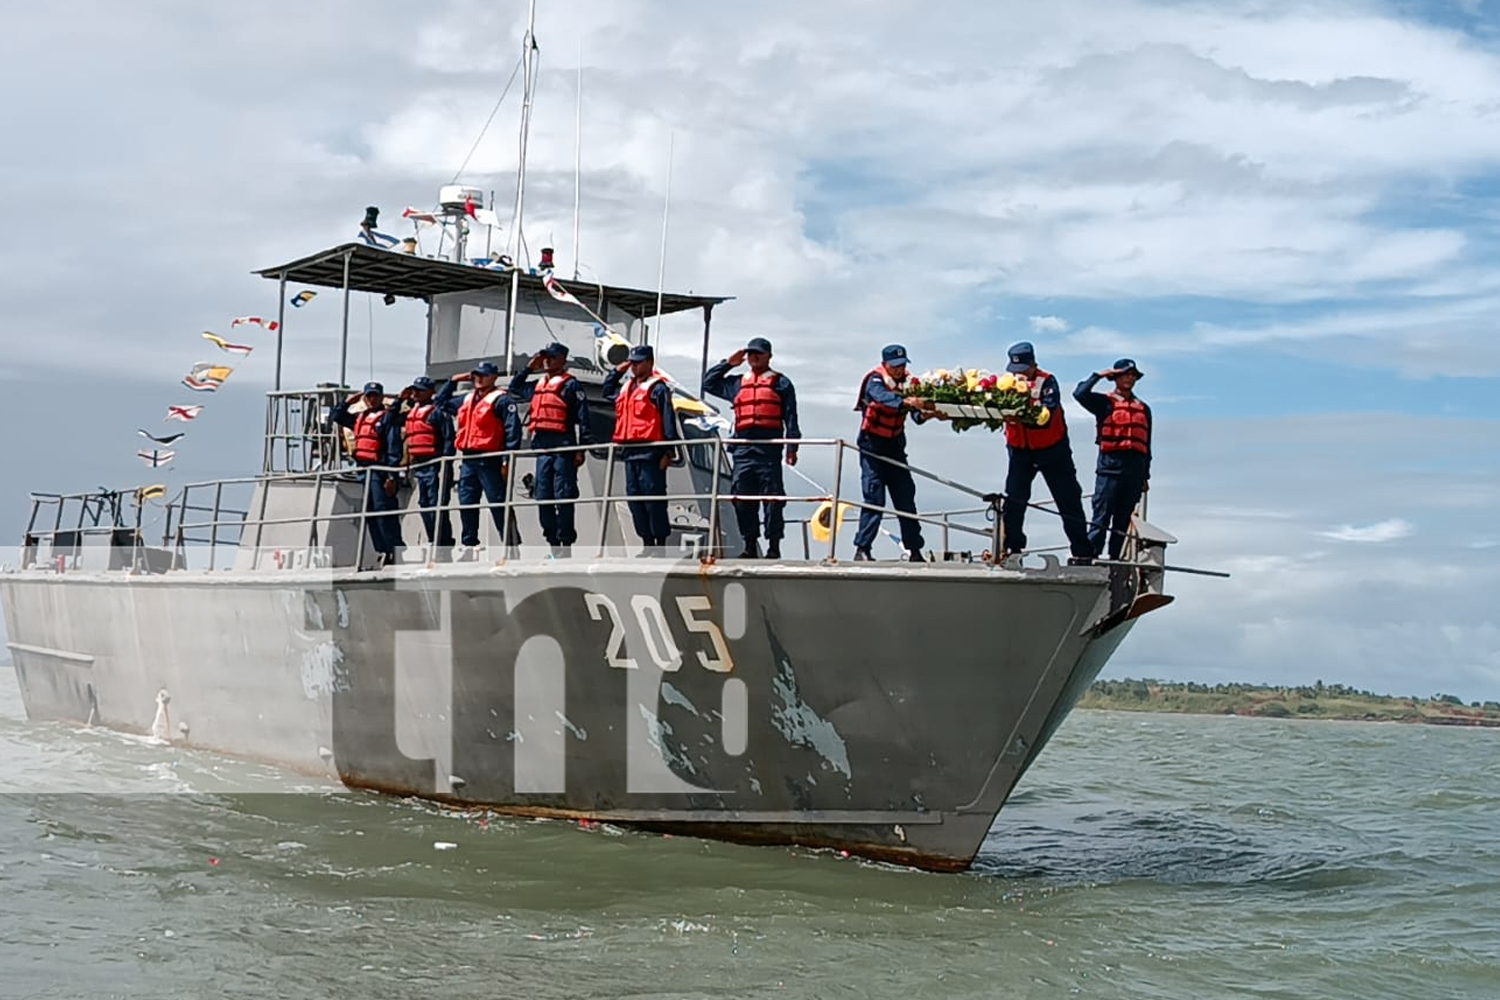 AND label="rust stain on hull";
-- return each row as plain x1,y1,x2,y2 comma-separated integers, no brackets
340,776,973,873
